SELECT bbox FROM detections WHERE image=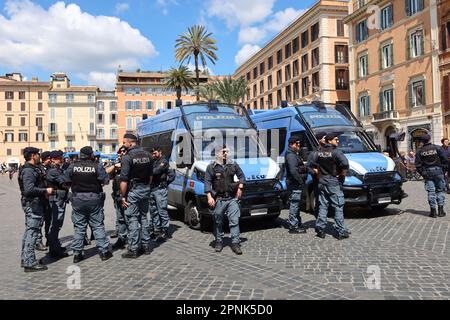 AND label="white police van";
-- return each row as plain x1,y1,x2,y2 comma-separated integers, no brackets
136,102,282,230
251,101,406,210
